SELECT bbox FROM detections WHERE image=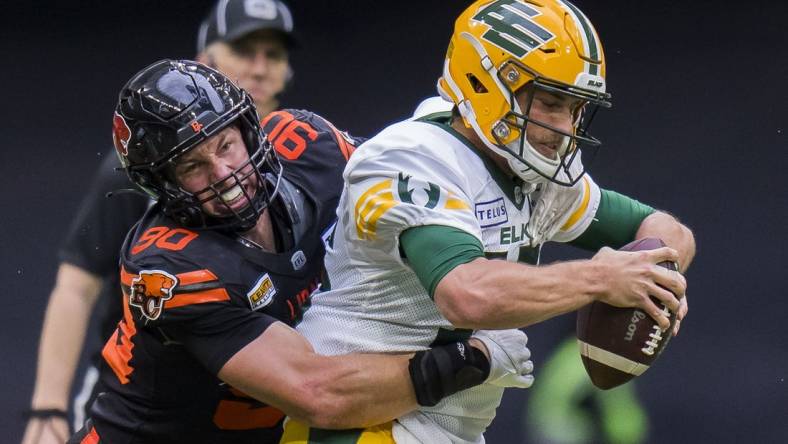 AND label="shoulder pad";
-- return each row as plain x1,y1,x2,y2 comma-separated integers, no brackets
121,218,240,321
261,109,363,164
